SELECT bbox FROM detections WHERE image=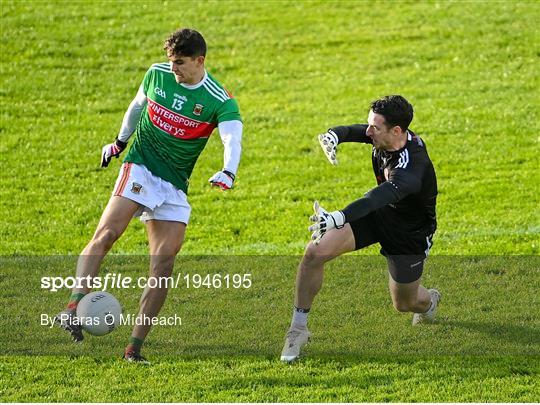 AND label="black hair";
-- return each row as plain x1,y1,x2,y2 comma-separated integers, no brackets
370,95,413,132
164,28,206,58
